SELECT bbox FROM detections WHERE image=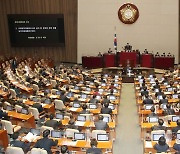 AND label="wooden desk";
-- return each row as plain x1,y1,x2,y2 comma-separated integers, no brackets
8,111,36,128
0,130,8,149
